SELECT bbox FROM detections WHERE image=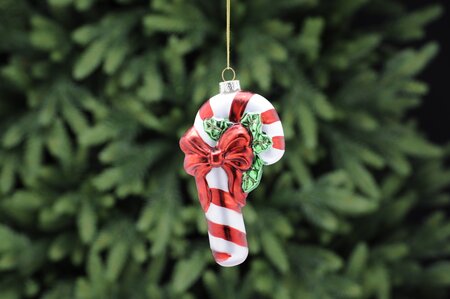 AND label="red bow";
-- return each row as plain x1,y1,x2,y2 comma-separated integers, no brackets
180,124,253,212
